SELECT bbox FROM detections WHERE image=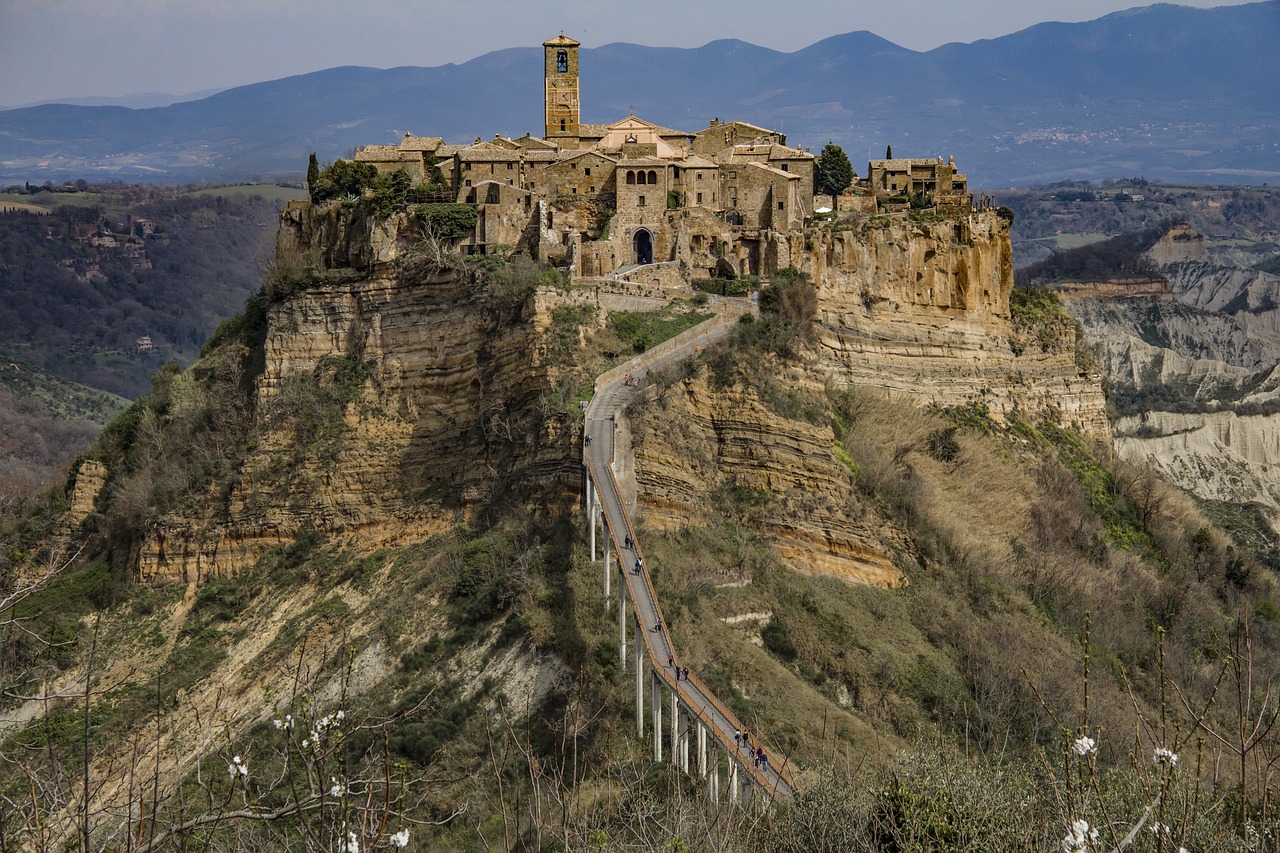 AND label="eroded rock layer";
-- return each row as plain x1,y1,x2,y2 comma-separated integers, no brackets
803,212,1110,439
